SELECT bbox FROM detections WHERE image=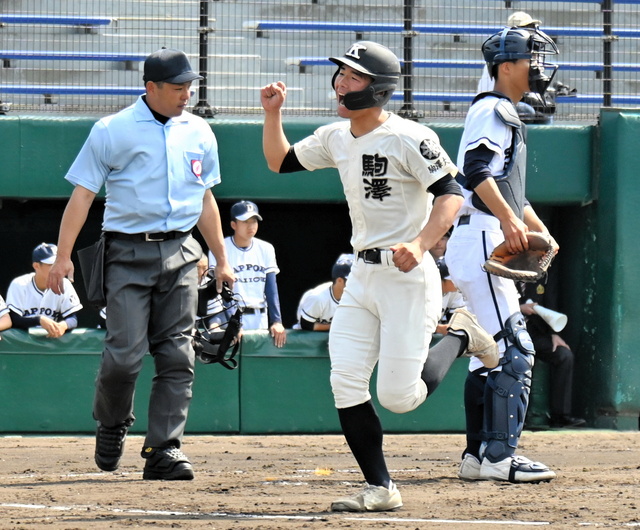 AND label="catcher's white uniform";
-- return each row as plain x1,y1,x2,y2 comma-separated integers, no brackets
446,95,522,370
294,113,457,412
209,236,279,330
6,273,83,323
294,281,339,329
